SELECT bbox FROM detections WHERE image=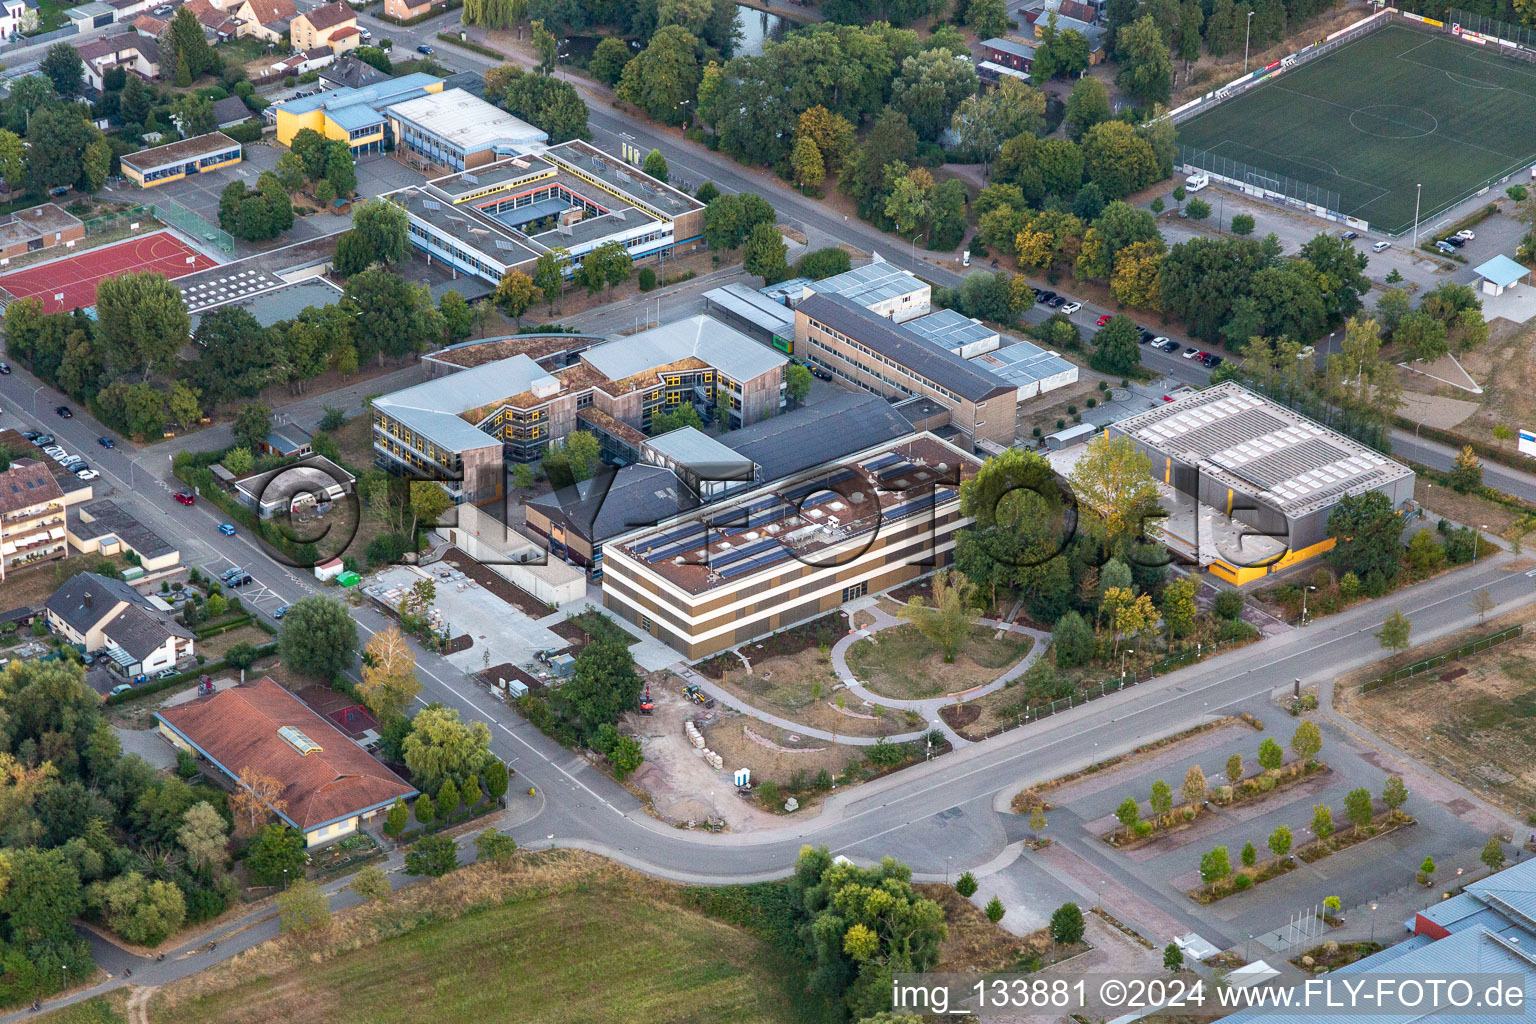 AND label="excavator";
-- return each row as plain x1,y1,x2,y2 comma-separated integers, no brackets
638,683,654,716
